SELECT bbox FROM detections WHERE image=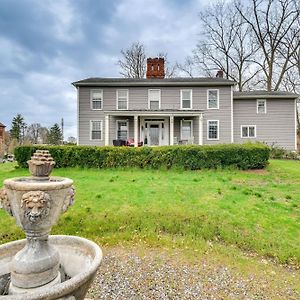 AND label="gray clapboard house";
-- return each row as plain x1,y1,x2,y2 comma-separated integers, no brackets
73,58,298,150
